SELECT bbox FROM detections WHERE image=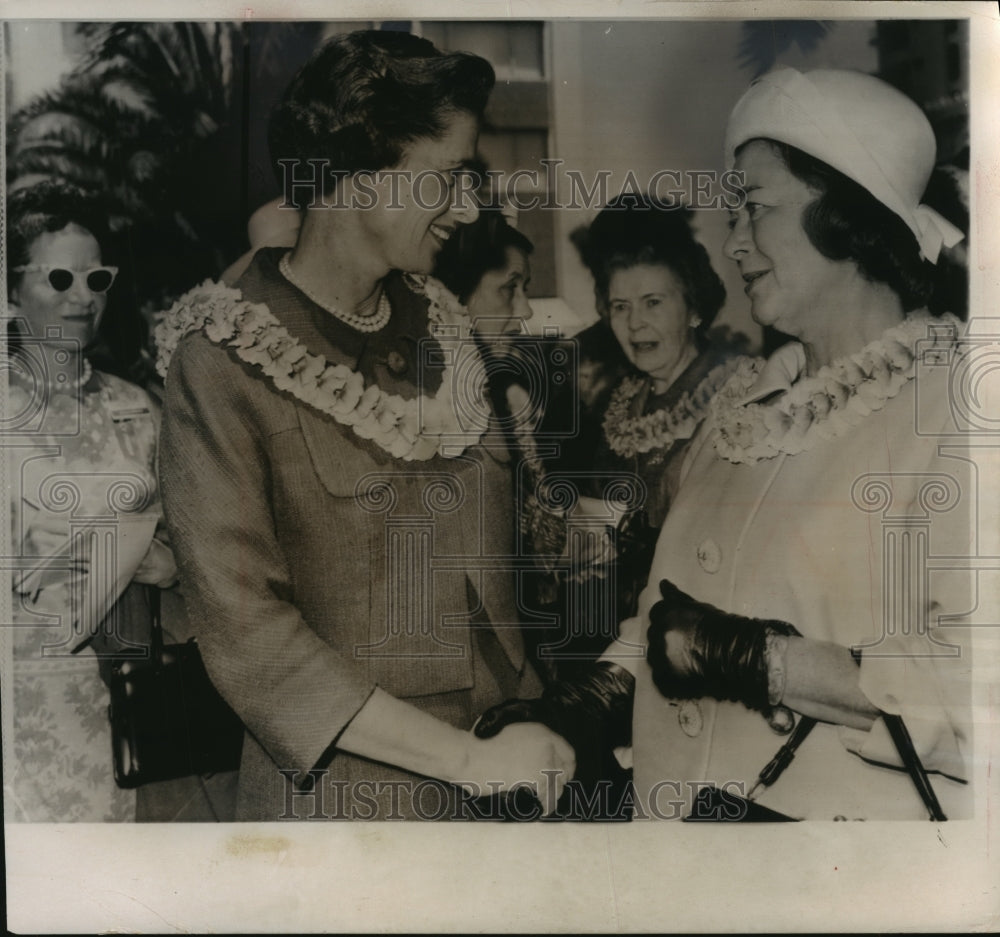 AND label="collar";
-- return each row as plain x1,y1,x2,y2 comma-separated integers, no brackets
738,341,807,405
